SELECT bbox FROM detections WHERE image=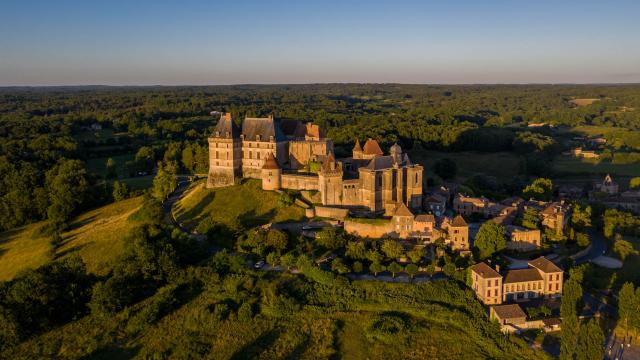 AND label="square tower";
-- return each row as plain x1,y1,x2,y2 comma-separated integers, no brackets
207,113,242,188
